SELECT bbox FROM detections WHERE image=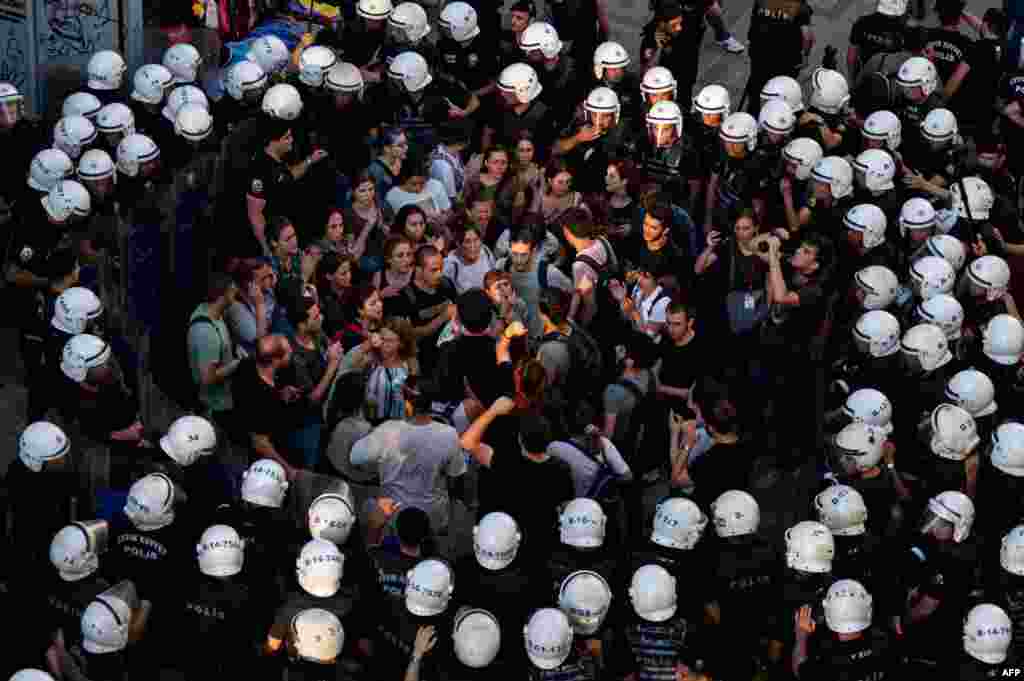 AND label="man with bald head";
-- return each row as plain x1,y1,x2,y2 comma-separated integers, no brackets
233,332,301,480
